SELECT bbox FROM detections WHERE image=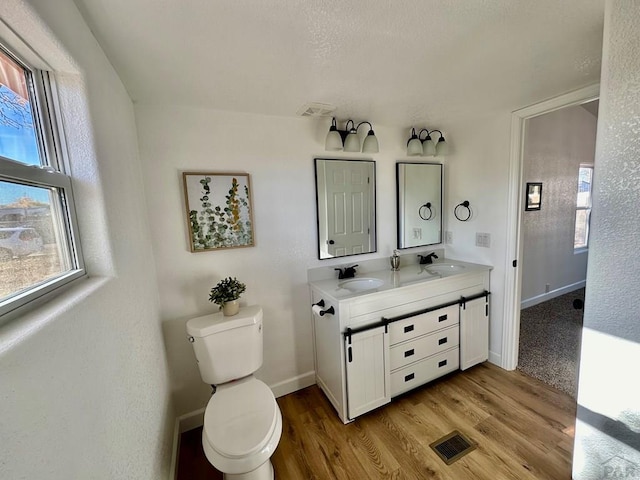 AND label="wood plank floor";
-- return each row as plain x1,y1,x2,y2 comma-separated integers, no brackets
177,363,576,480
